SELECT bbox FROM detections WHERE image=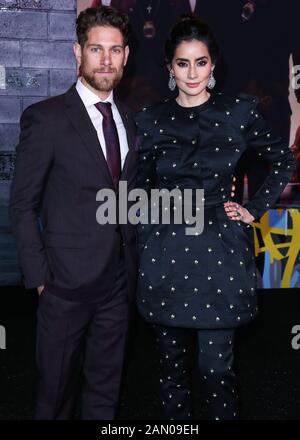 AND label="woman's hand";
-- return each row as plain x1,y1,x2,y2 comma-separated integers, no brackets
223,201,255,224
